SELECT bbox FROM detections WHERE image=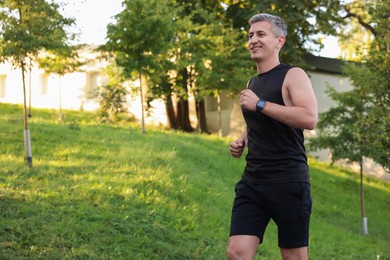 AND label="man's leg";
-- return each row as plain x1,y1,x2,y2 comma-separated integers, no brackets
227,235,260,260
280,247,308,260
273,182,311,260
